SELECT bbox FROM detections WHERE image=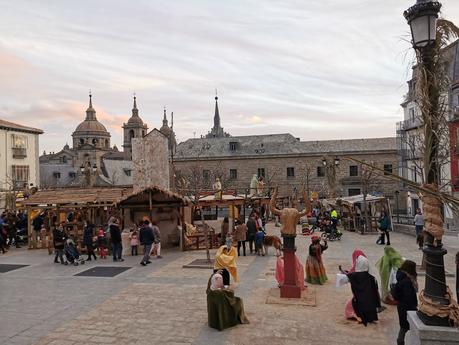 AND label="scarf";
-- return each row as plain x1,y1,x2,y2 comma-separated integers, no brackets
350,249,367,273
